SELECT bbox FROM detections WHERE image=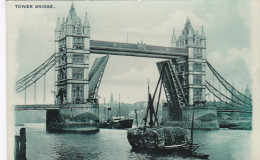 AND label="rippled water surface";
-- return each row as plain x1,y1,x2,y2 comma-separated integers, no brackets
23,123,251,160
